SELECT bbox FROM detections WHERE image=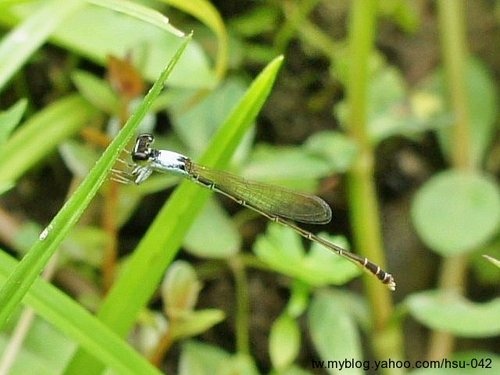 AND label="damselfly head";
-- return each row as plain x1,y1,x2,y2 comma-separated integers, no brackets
110,134,158,185
132,133,156,162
